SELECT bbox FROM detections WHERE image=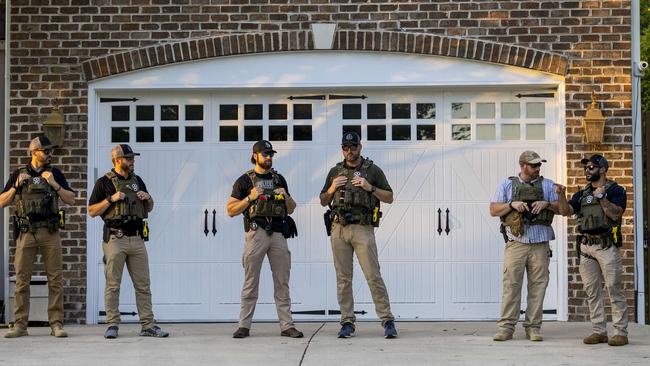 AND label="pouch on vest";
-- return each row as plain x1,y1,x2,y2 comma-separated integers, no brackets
282,216,298,239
